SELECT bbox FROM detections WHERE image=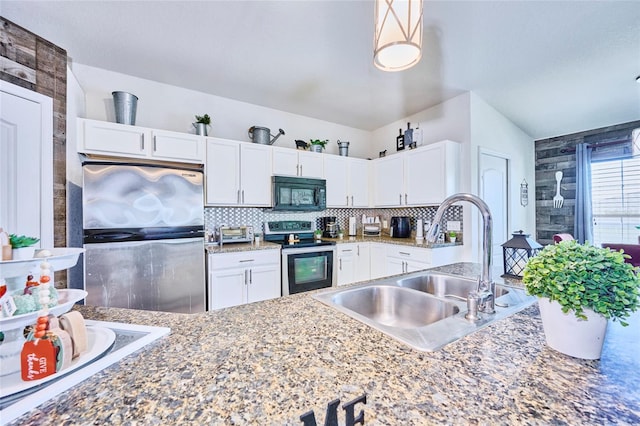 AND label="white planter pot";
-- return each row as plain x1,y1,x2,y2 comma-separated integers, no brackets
11,247,36,260
537,297,608,360
448,236,456,243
